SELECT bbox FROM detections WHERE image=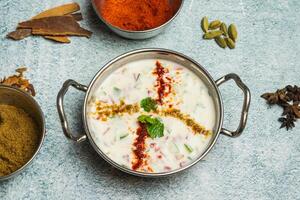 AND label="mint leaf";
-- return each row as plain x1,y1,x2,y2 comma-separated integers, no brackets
184,144,193,153
147,118,164,139
137,115,156,124
137,115,164,139
140,97,157,112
